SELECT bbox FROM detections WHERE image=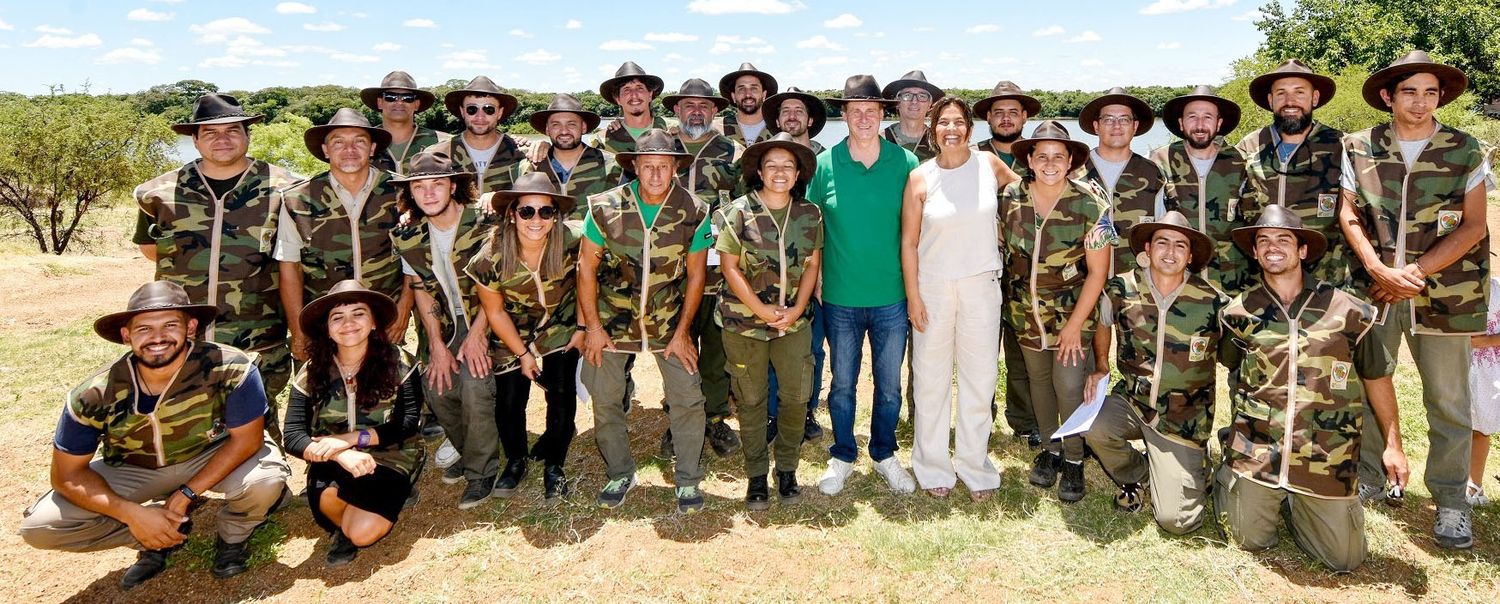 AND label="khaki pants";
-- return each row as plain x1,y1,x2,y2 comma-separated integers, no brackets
428,360,501,481
724,328,812,477
1020,346,1093,461
1084,394,1208,534
911,273,1003,492
20,438,290,551
1214,464,1367,572
1358,300,1473,510
584,350,706,487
